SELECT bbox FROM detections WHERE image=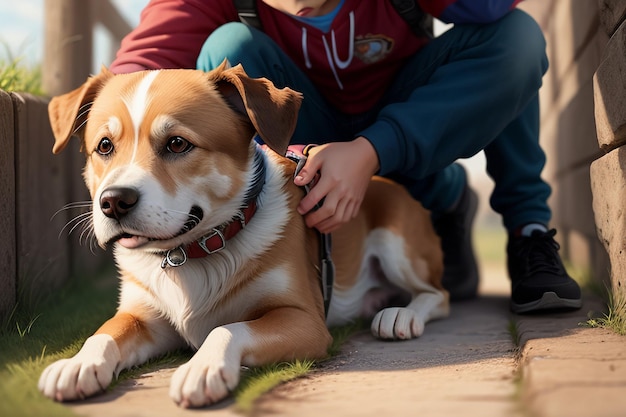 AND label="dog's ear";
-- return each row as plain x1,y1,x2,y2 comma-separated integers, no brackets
49,67,114,154
208,61,302,156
